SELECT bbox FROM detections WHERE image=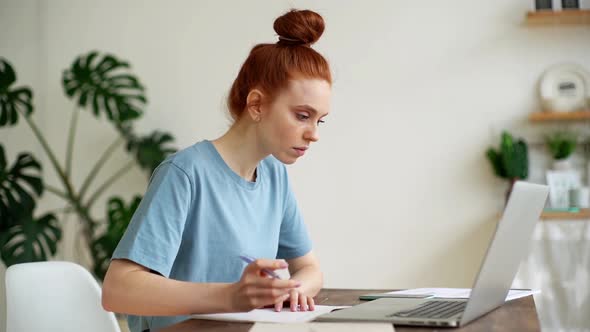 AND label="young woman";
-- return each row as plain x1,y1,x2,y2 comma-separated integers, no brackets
102,9,332,332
